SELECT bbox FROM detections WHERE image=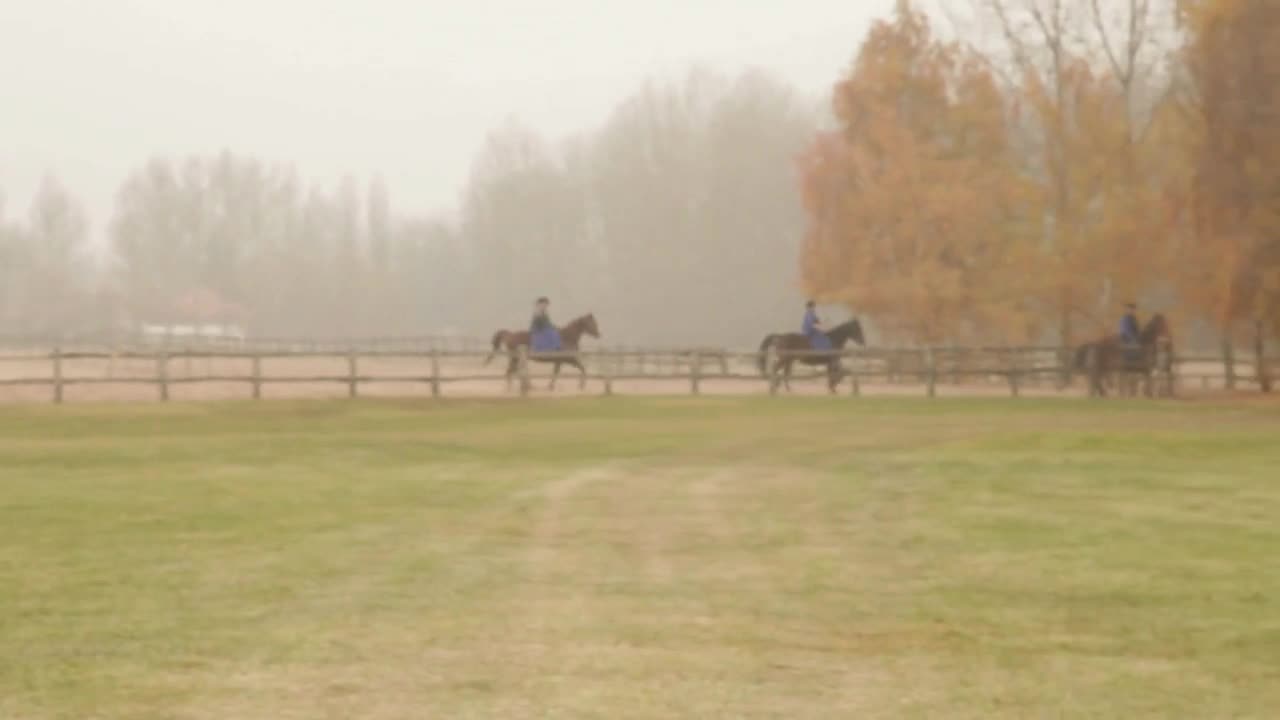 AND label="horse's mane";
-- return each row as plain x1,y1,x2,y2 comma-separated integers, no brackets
828,318,865,346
